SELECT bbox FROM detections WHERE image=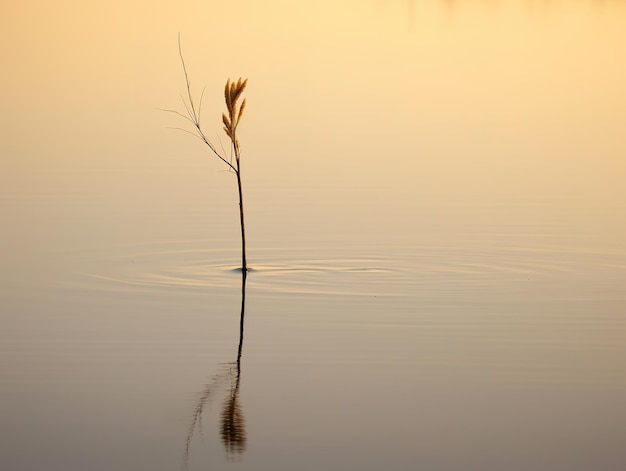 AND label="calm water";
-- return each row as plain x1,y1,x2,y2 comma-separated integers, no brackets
1,1,626,470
